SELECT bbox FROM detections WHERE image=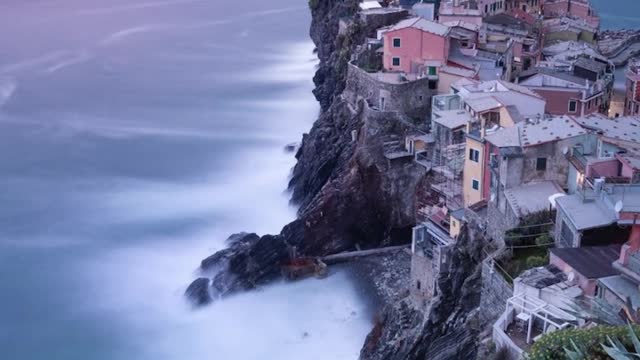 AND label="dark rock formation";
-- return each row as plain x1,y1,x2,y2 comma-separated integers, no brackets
184,278,212,306
308,0,360,111
199,225,302,298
